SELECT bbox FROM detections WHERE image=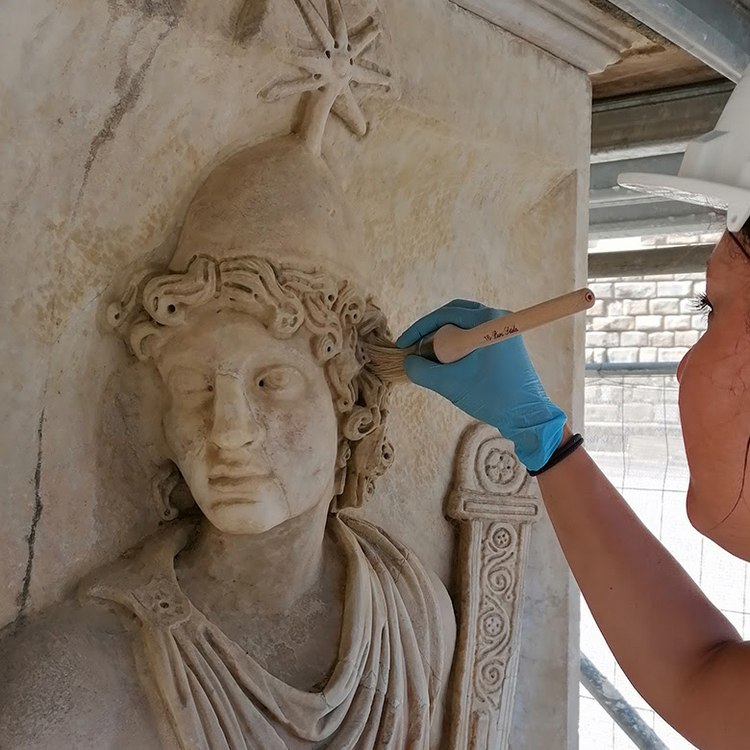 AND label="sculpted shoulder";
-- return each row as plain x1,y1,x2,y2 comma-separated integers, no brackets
0,599,161,750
